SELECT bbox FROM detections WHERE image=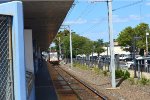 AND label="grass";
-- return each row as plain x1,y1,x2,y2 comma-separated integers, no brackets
74,63,150,86
74,62,110,76
128,76,150,85
73,62,89,70
128,77,137,85
93,66,101,74
102,70,109,76
138,76,150,85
